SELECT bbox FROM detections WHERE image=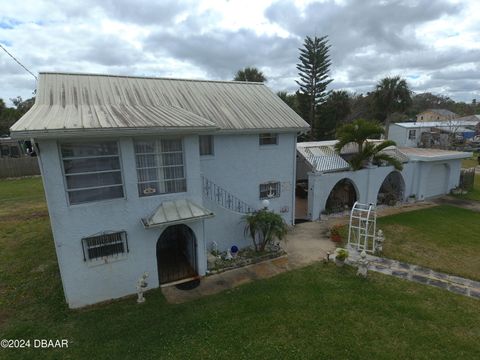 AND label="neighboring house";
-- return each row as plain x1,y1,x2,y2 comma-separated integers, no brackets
0,137,24,157
389,120,479,148
10,72,309,308
296,141,470,221
416,109,458,122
